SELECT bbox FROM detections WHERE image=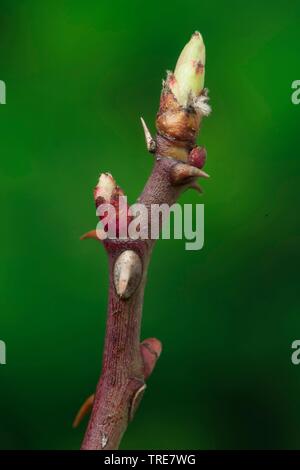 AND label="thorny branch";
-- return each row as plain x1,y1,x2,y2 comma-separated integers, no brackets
74,32,211,450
